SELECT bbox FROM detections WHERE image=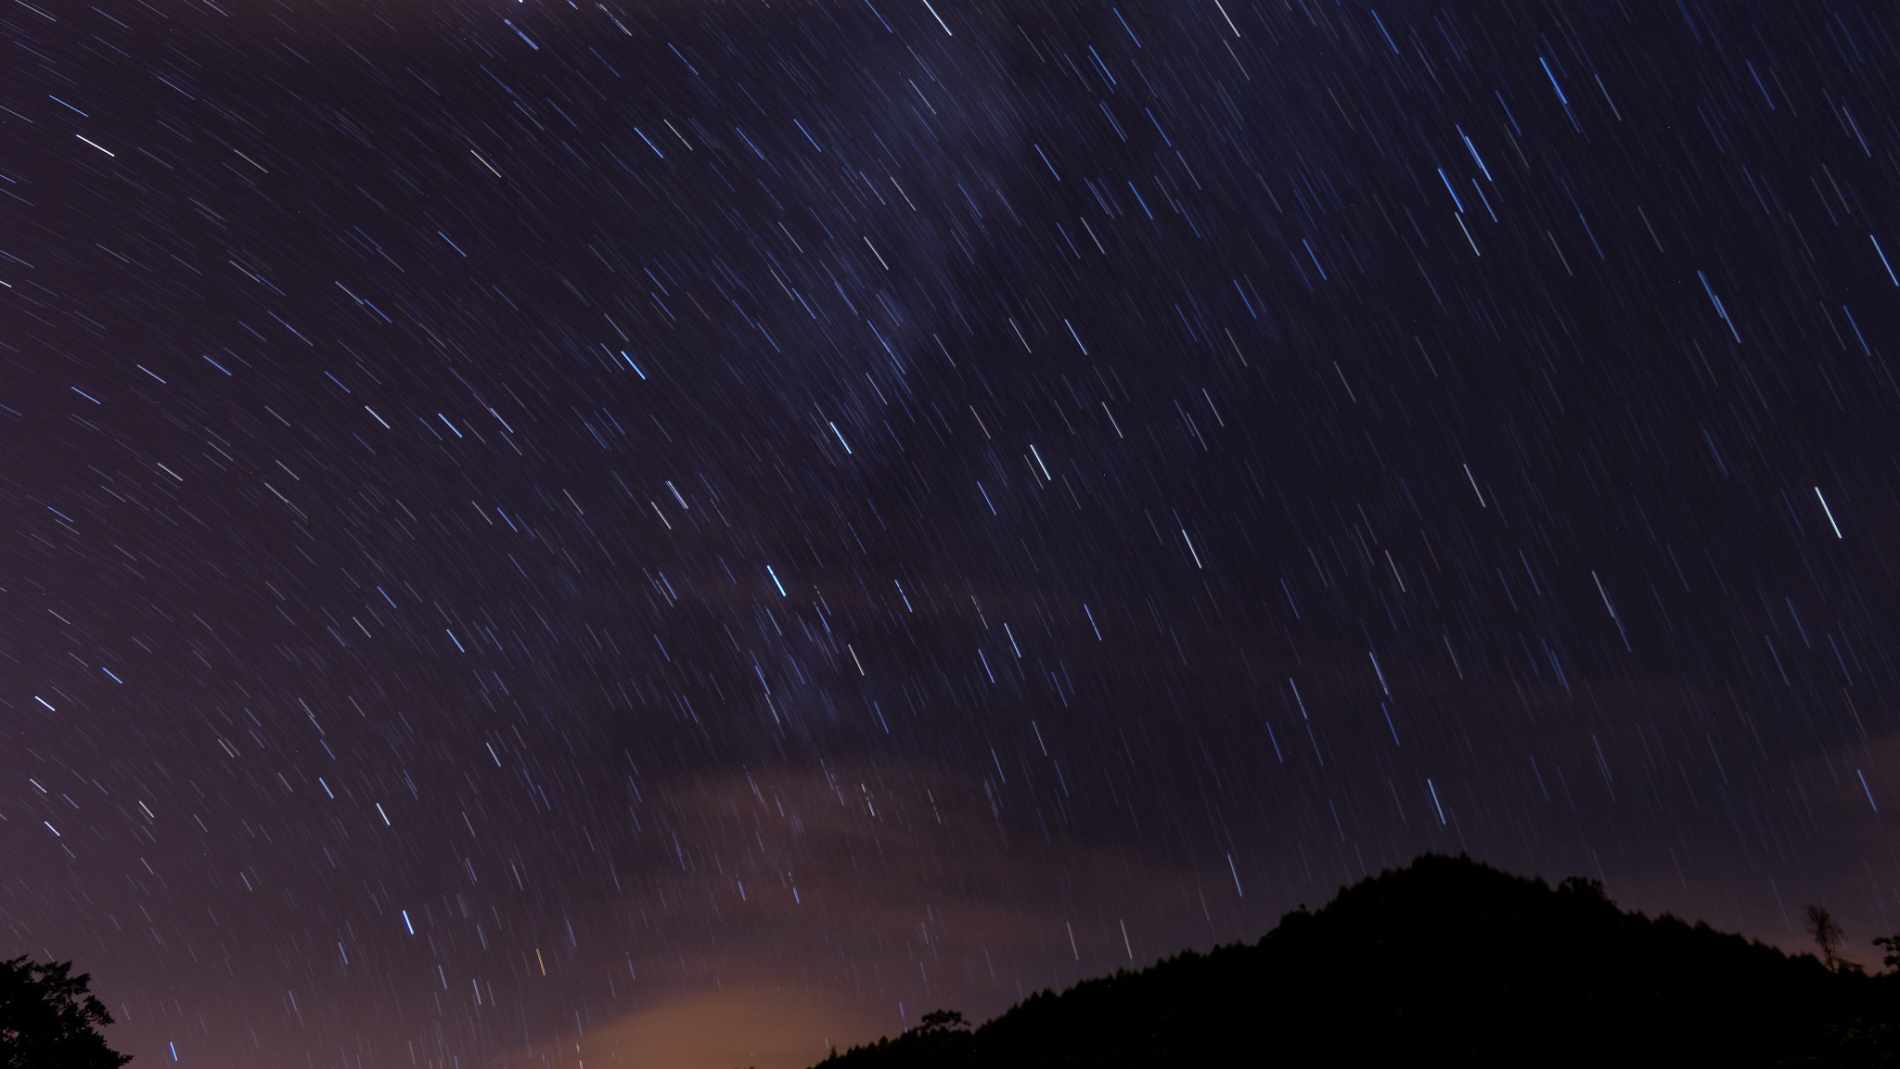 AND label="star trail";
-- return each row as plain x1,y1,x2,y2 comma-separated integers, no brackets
6,1,1900,1066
